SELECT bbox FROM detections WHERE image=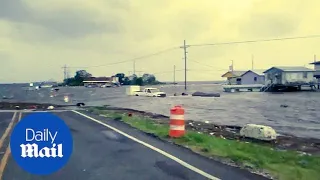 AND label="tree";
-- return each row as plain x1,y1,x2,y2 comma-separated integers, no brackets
63,70,92,86
75,70,92,79
142,73,156,84
135,77,143,86
115,73,125,84
114,72,164,86
129,74,138,85
123,77,130,85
